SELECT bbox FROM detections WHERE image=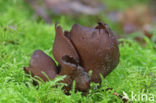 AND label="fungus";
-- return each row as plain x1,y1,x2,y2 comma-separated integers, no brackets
24,22,120,92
